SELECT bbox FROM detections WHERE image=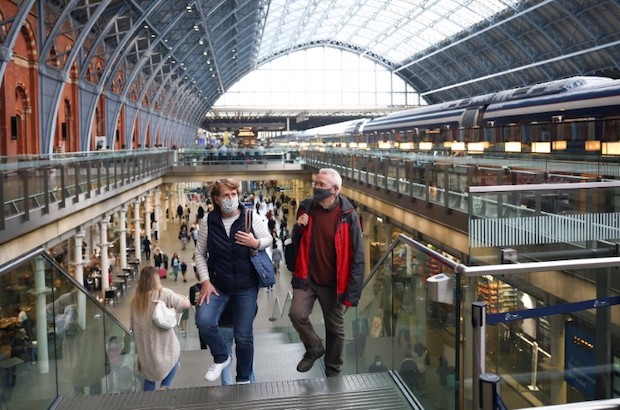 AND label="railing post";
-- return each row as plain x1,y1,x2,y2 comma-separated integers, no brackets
479,373,501,410
472,301,486,409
